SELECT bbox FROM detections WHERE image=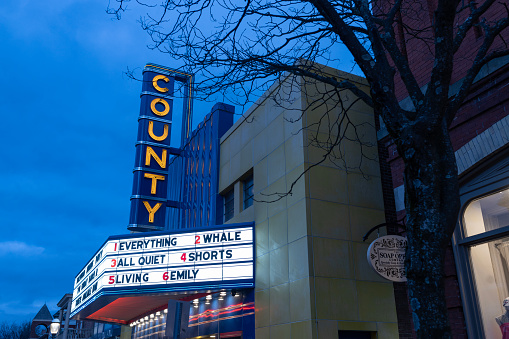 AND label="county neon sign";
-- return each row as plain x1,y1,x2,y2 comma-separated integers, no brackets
129,65,174,231
70,223,254,318
129,64,193,232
